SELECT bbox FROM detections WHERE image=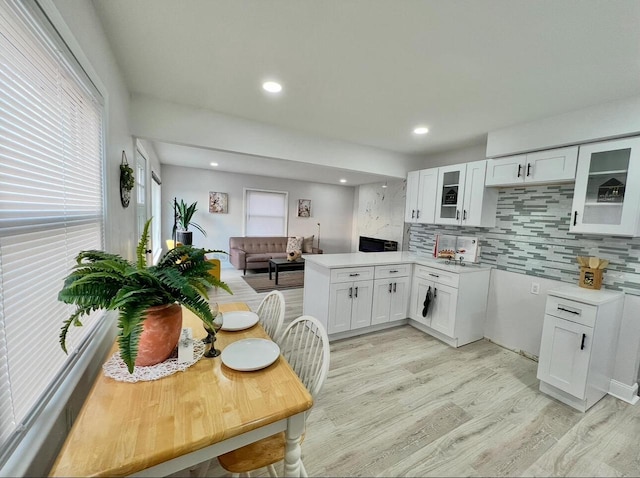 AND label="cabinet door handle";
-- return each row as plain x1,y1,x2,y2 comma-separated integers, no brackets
557,306,580,315
349,273,360,277
388,283,392,293
354,287,358,298
348,287,352,298
517,164,522,177
416,210,420,219
463,210,467,220
526,163,532,177
428,273,439,278
389,270,399,273
456,209,460,220
393,282,397,293
434,287,437,298
581,333,587,350
411,209,415,219
573,211,578,226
